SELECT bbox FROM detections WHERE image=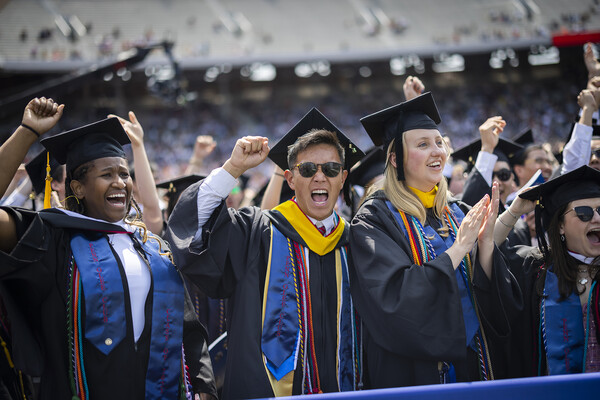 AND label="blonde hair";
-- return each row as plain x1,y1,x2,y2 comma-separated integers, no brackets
382,137,450,237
